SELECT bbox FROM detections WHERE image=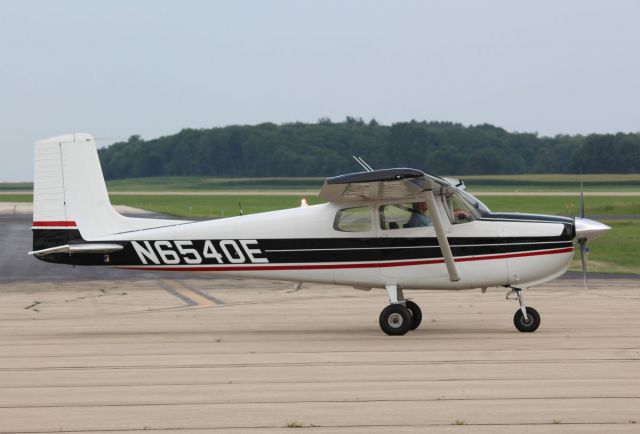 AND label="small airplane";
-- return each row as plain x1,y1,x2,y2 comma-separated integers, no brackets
30,133,610,335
